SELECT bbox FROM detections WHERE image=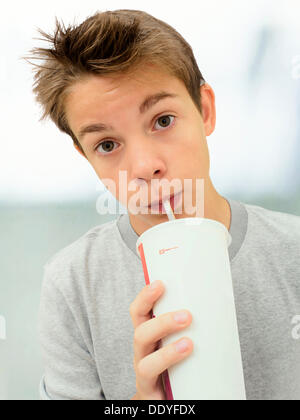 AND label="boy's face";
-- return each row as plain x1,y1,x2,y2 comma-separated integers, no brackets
64,64,216,230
